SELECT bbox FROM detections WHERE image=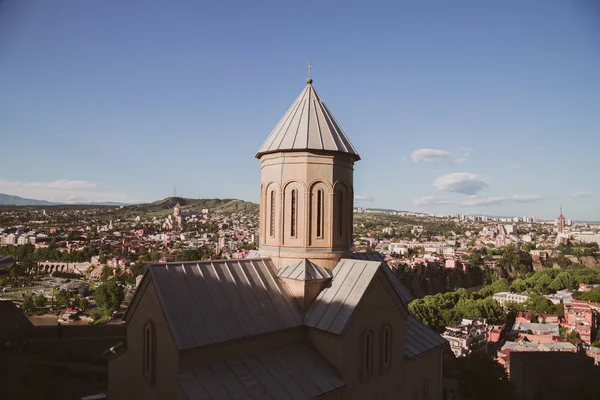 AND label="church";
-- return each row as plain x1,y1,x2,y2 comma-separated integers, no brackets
108,74,447,399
